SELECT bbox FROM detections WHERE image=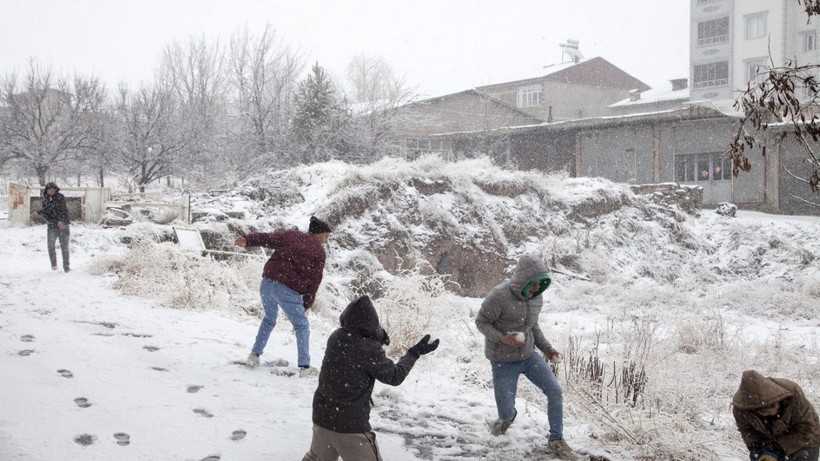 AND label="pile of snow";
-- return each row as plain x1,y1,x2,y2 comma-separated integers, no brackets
2,157,819,460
